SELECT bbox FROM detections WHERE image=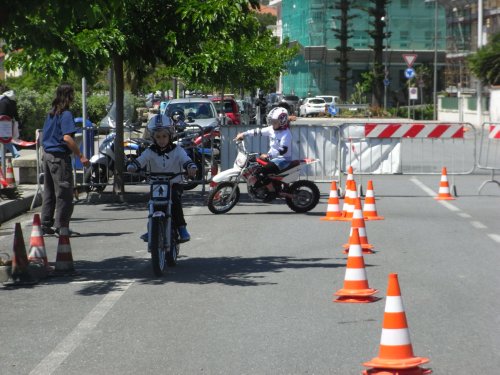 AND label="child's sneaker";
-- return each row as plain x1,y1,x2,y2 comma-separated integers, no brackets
178,226,190,243
140,233,148,242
